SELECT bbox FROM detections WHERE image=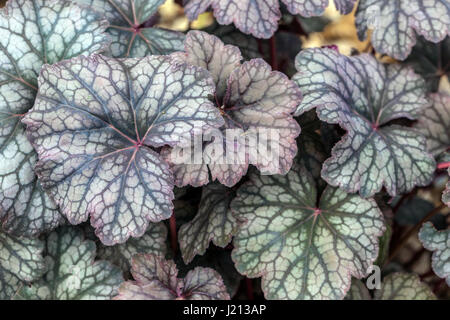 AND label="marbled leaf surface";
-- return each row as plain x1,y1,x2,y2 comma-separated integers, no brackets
415,92,450,157
115,253,230,300
23,54,224,245
355,0,450,60
165,31,301,188
346,273,436,300
231,163,385,299
374,273,436,300
75,0,184,57
294,48,436,197
179,183,241,264
0,0,109,236
97,223,168,273
184,0,356,39
0,230,45,299
419,222,450,286
15,227,124,300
